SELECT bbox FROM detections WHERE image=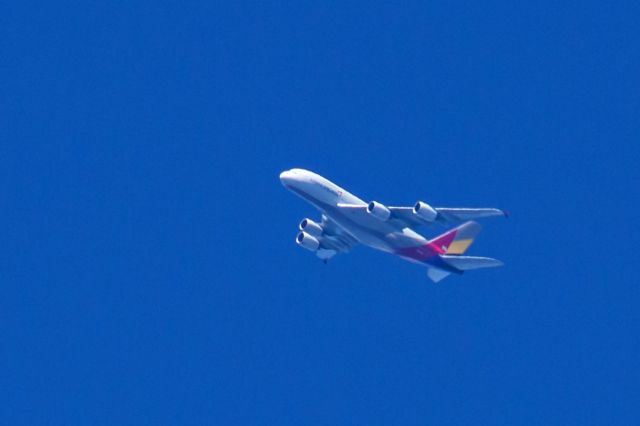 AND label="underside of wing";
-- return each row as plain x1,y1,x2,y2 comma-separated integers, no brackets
385,206,425,228
295,214,359,261
319,214,359,252
384,206,507,229
434,208,508,222
336,202,507,230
